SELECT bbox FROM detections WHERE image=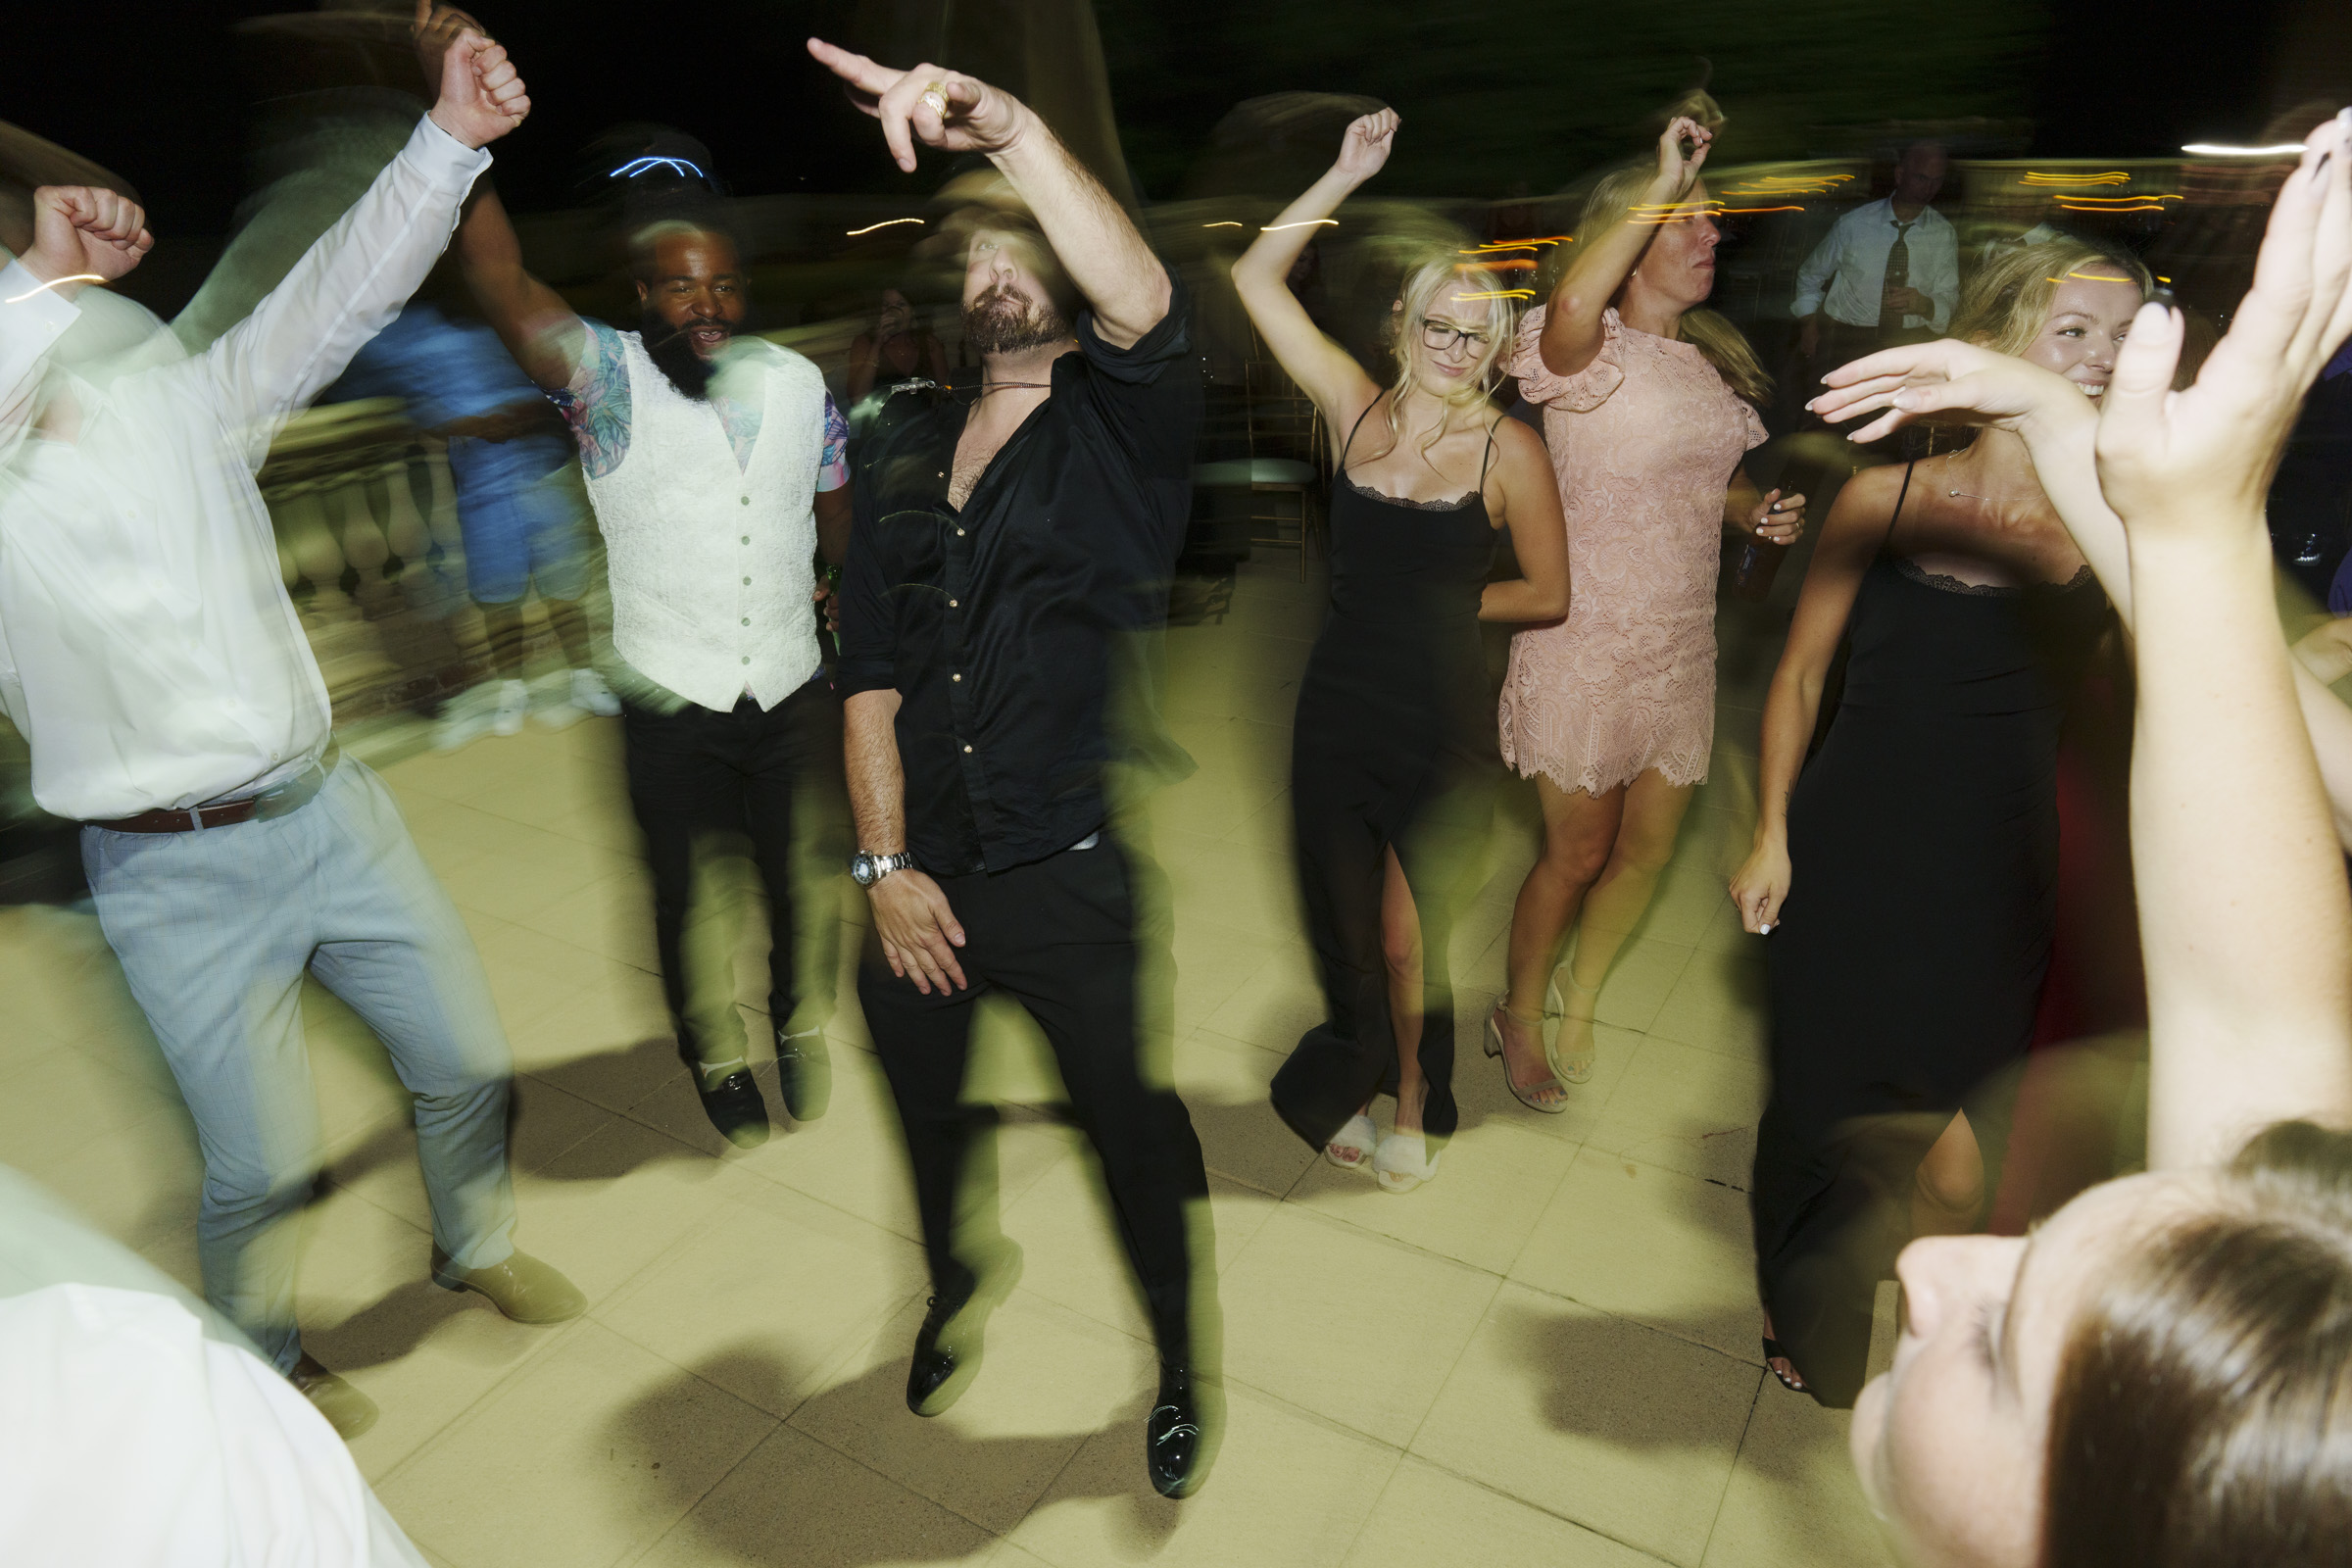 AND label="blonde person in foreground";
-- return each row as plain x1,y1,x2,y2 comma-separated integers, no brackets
0,7,582,1442
1235,110,1569,1190
1801,111,2352,1566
